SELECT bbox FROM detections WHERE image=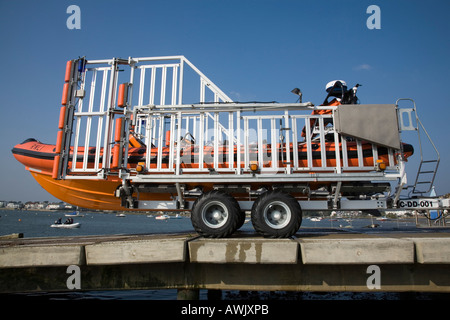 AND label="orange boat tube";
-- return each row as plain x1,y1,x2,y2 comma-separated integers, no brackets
12,137,414,210
12,138,413,173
